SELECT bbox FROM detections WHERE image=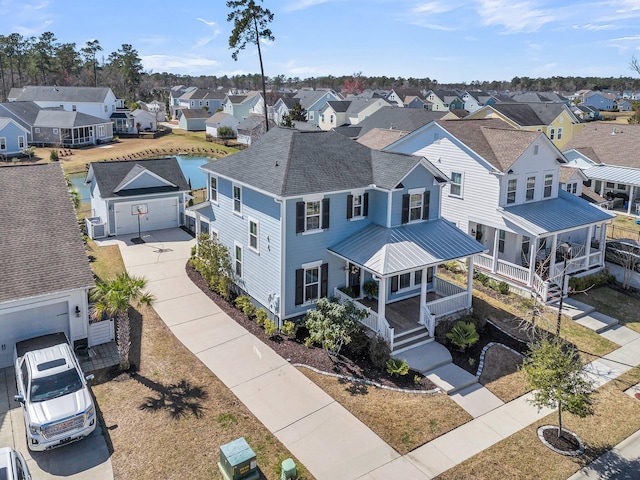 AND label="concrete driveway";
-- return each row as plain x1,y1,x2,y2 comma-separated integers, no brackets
1,367,113,479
